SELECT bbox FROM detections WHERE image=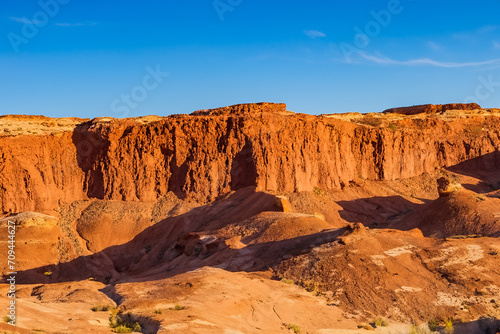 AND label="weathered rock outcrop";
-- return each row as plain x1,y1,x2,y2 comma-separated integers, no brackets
383,103,481,115
1,103,500,214
437,175,462,197
191,102,289,116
